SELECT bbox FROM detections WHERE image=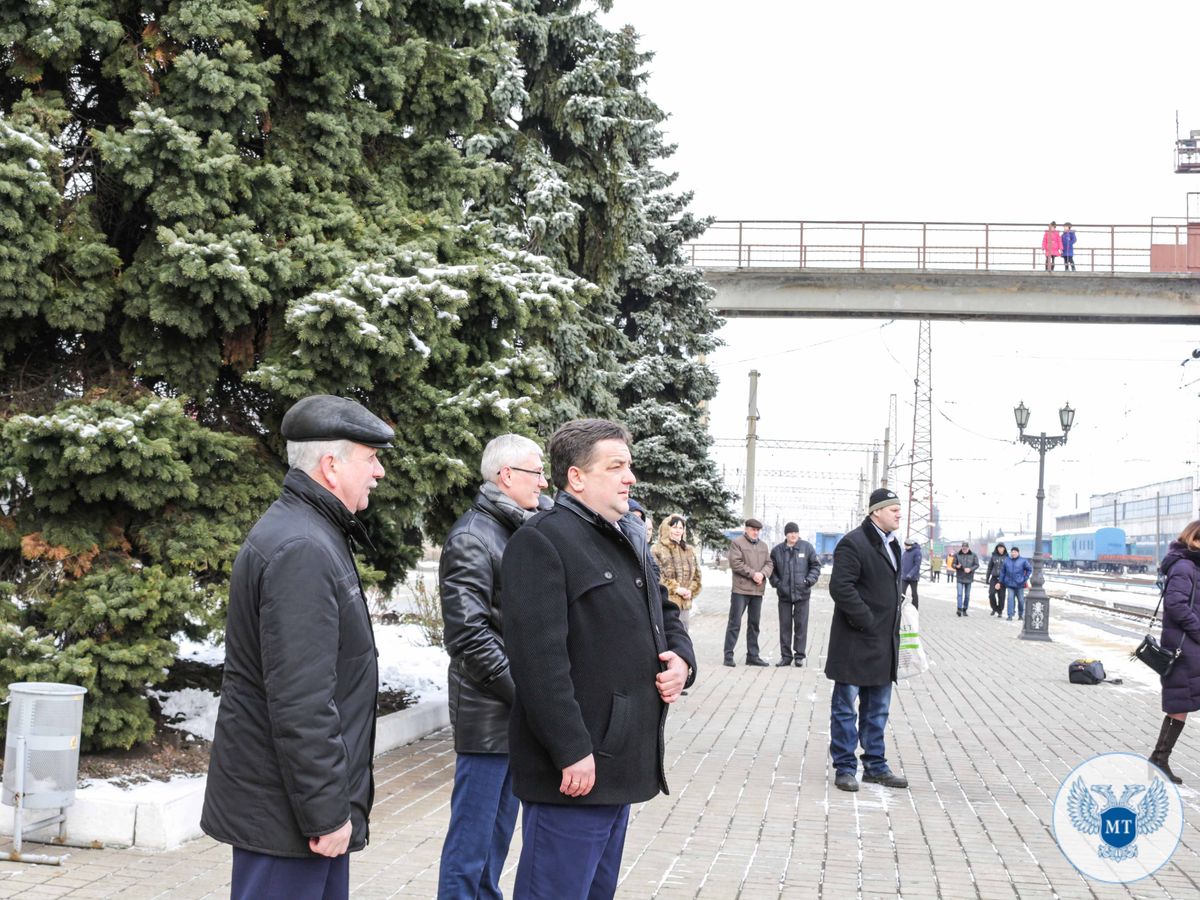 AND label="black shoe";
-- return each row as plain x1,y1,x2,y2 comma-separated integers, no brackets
862,770,909,789
681,690,688,696
795,658,805,667
956,609,961,617
963,609,968,616
834,772,859,792
723,659,735,667
776,658,793,667
746,657,769,667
